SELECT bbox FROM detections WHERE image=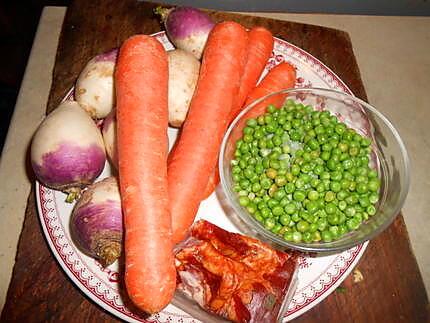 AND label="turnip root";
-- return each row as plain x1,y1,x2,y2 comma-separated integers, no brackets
102,109,118,167
31,101,106,197
168,49,200,127
156,6,214,60
70,177,122,266
75,49,118,119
